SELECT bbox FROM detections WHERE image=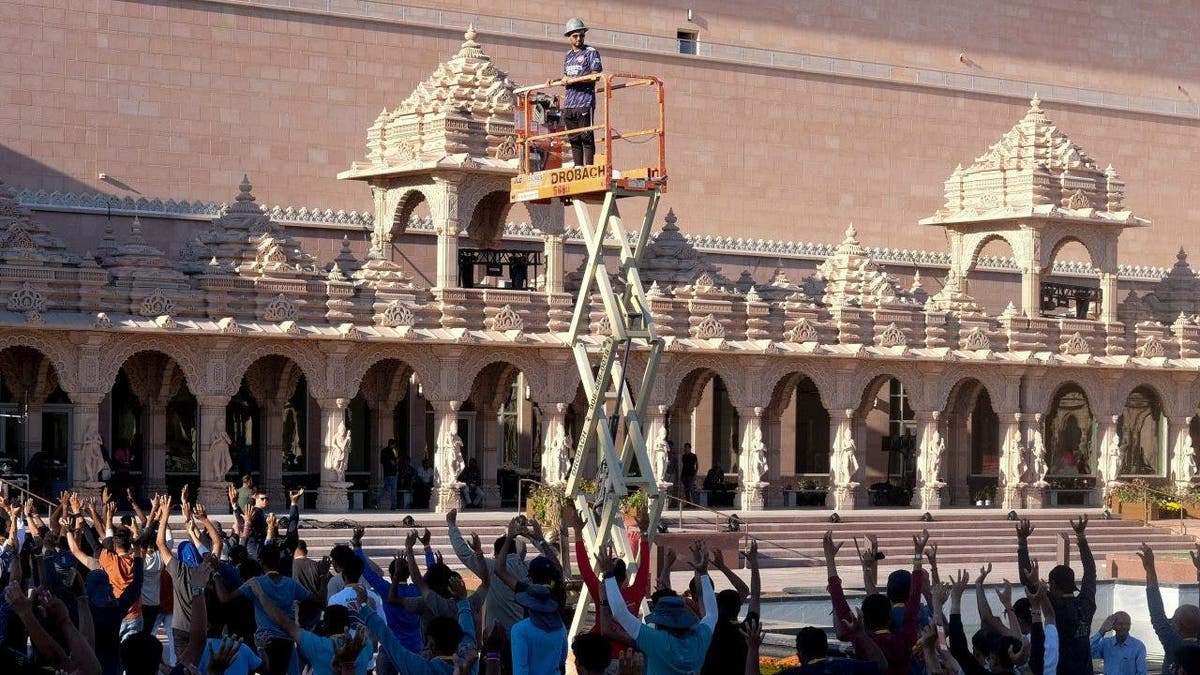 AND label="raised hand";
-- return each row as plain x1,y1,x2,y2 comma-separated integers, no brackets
976,562,992,585
207,637,243,675
266,511,278,532
950,569,970,601
1070,514,1089,536
931,581,950,608
747,538,759,571
913,528,931,555
1016,518,1034,539
227,485,237,503
1099,613,1116,634
615,649,645,675
334,633,367,675
405,529,418,550
664,547,677,570
420,528,432,548
925,543,939,568
741,614,765,649
101,486,111,505
290,488,304,505
997,579,1013,609
451,648,479,675
822,530,844,558
352,527,365,548
1023,559,1041,585
1028,579,1047,609
528,519,545,543
1136,542,1155,572
446,508,458,525
710,547,727,570
194,503,209,521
